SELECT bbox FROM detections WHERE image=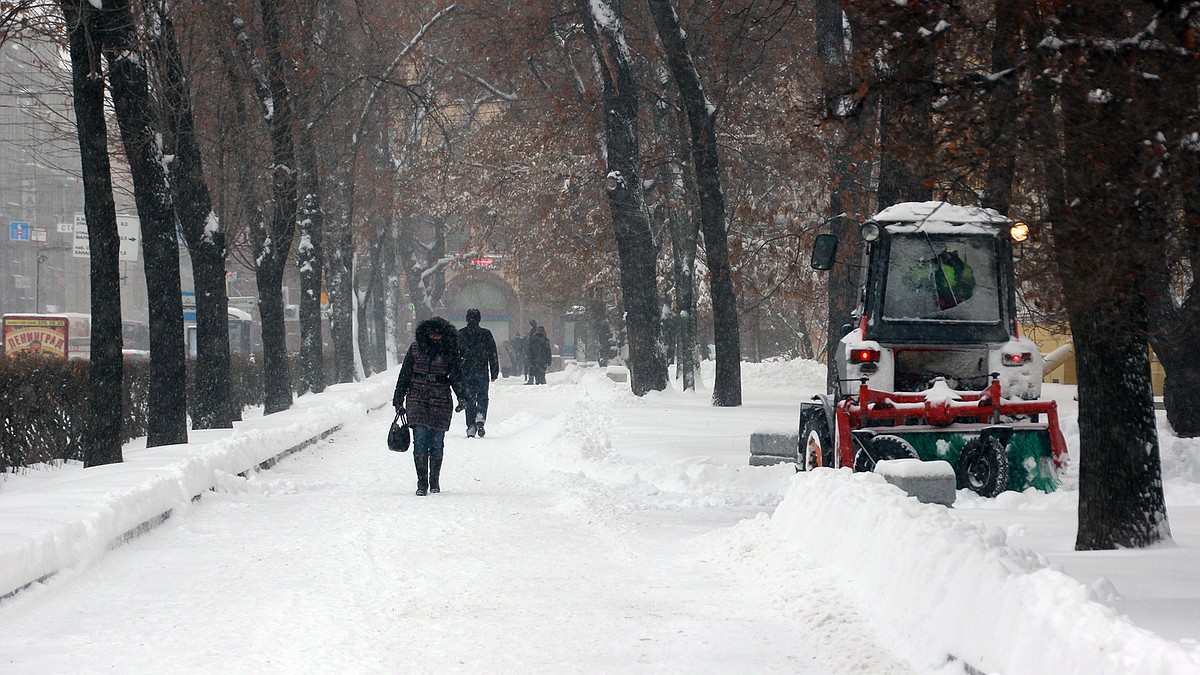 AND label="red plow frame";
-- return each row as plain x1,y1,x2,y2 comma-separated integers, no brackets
834,378,1068,470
